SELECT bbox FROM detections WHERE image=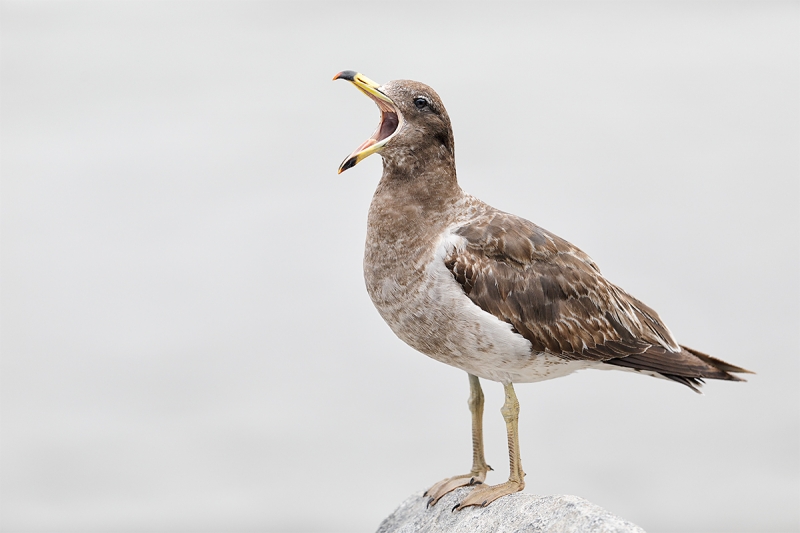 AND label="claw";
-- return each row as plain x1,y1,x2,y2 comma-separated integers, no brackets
427,497,434,508
452,503,460,512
